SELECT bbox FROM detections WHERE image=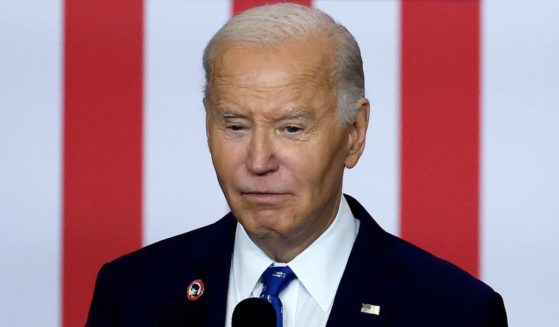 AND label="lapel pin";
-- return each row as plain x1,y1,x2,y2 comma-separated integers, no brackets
361,303,380,316
186,279,205,301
